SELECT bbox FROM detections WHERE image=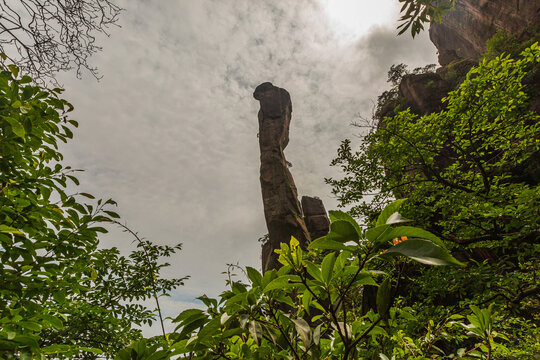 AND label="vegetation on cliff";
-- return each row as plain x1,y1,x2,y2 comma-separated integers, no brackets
325,39,540,358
